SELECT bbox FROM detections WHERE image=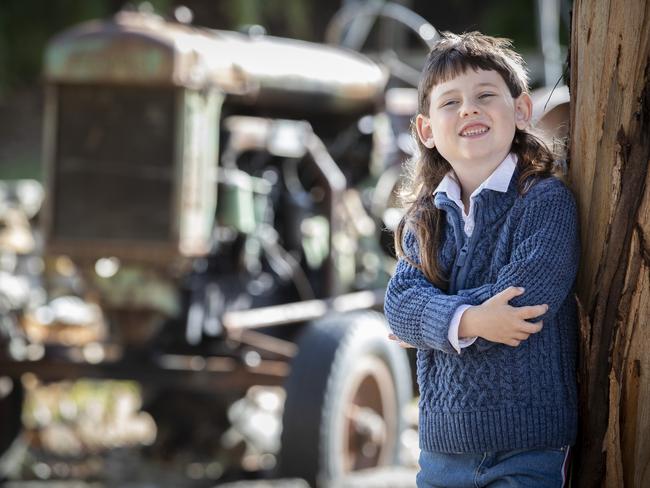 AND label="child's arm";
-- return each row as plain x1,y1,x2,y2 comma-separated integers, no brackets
384,255,476,353
457,180,580,351
387,282,547,351
385,220,552,354
384,229,487,354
